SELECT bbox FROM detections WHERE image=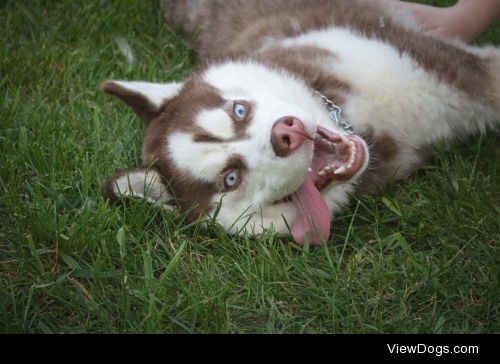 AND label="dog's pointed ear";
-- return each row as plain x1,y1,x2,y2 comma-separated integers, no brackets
102,168,175,210
102,80,183,124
